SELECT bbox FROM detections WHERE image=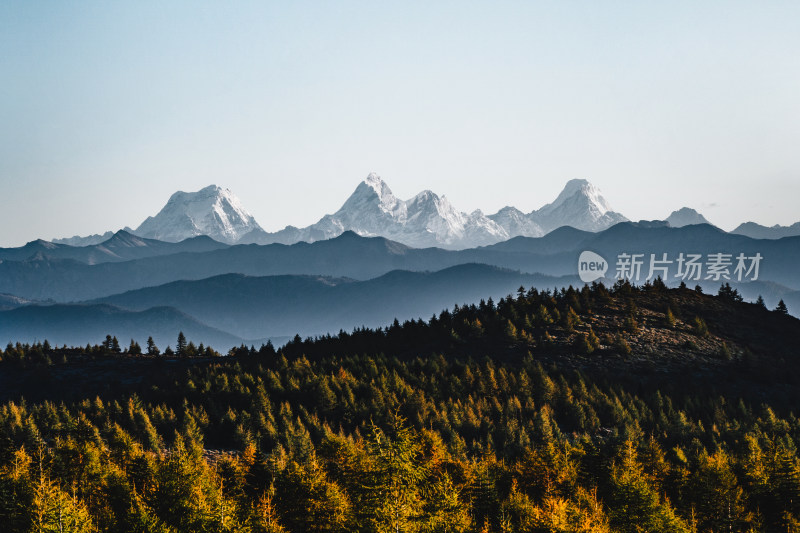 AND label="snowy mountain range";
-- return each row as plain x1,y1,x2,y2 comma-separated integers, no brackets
51,174,758,250
240,174,628,249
